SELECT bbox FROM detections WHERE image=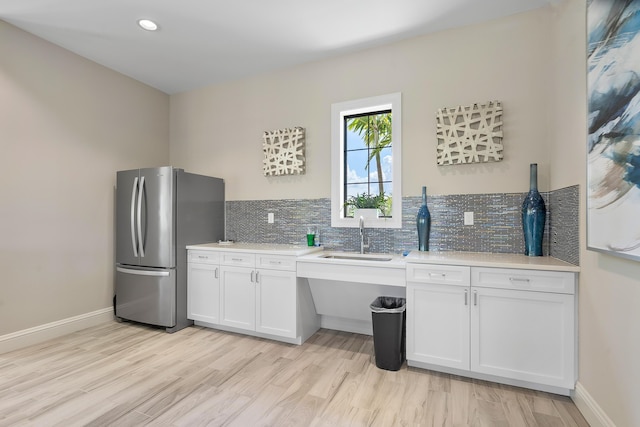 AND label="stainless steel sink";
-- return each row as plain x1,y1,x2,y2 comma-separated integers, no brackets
297,251,406,286
320,253,393,262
